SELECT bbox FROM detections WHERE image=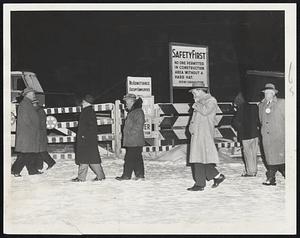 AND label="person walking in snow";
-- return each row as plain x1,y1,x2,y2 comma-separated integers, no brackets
11,87,43,176
72,94,105,182
187,87,225,191
115,94,145,181
32,99,56,171
258,83,285,186
232,92,260,177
